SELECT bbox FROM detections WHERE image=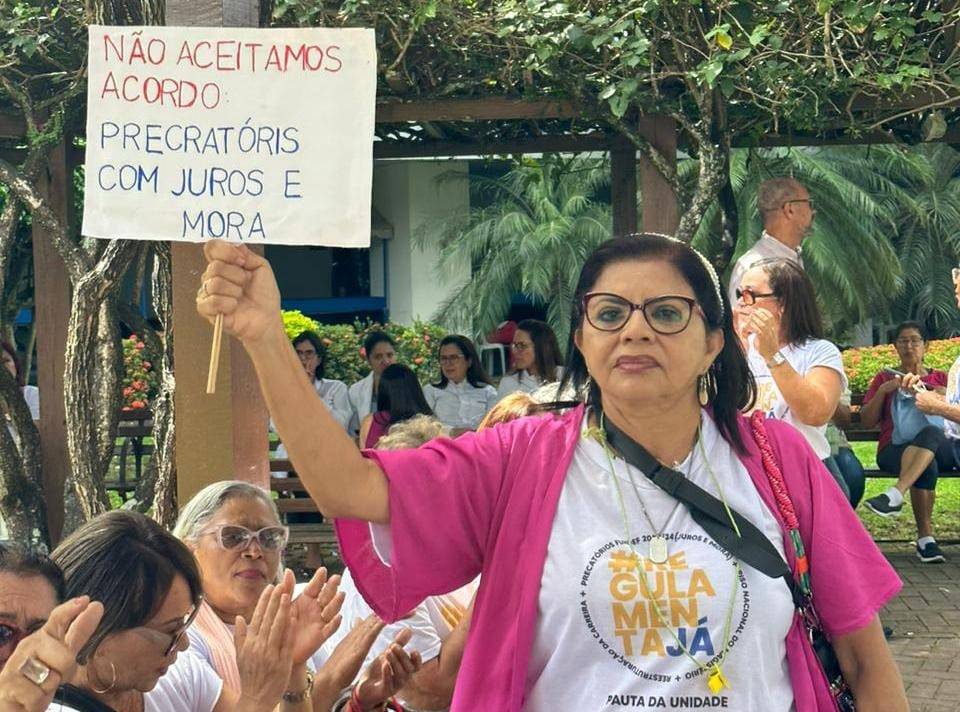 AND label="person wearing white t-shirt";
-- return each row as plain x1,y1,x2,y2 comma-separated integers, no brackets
198,233,907,711
422,335,498,432
46,510,298,712
495,319,564,402
735,260,850,499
